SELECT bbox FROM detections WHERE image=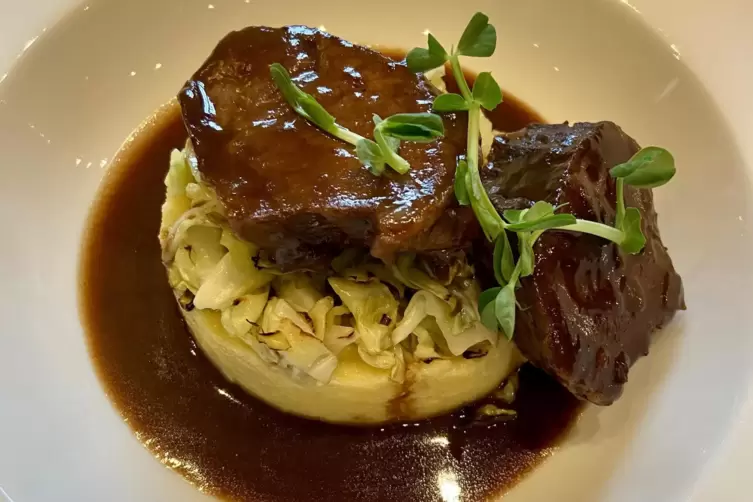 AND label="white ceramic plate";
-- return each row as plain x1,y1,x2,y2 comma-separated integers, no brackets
1,0,752,501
